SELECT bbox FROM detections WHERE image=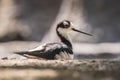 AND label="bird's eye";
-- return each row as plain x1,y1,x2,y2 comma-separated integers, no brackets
63,21,69,28
57,20,71,29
